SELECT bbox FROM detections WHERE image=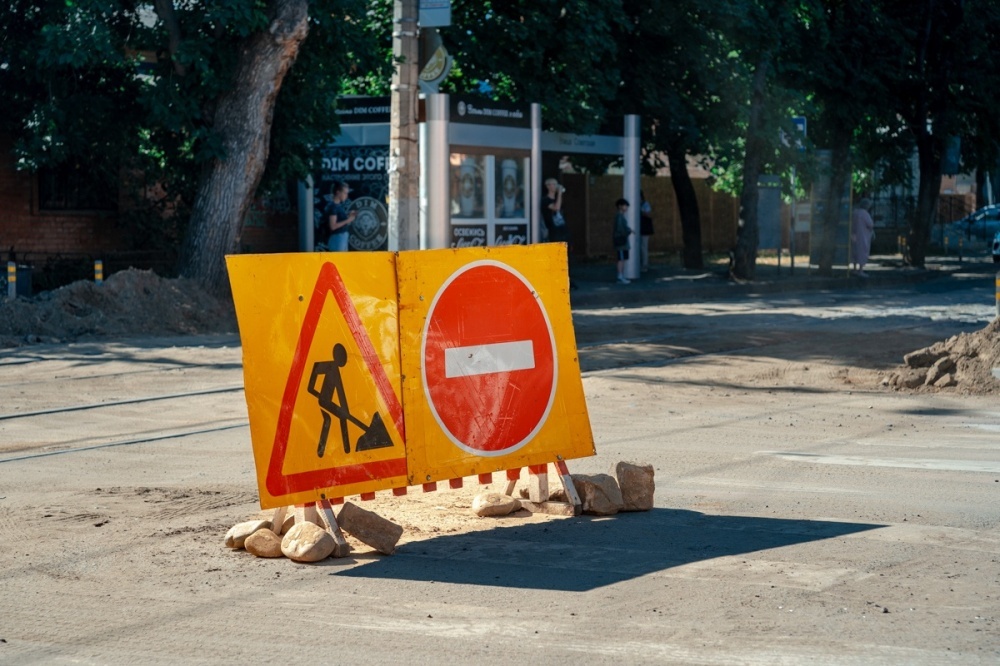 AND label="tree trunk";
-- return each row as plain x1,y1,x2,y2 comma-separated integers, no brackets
816,129,852,276
910,131,942,268
732,54,771,281
177,0,309,295
667,143,703,269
